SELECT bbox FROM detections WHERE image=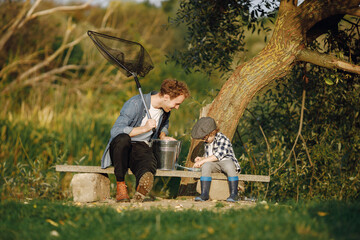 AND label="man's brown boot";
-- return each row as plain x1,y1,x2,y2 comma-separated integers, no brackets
116,181,130,202
133,172,154,202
